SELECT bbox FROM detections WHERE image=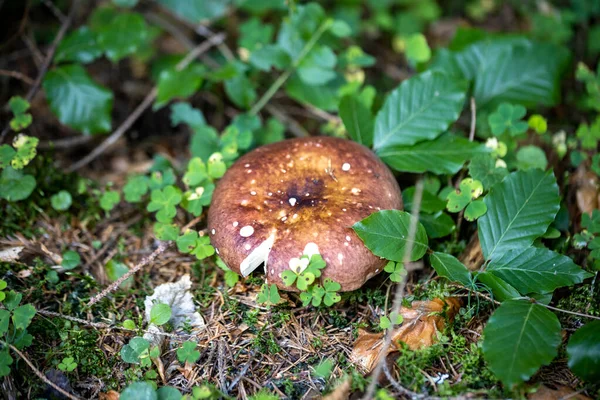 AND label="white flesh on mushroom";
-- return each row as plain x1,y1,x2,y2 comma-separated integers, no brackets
240,234,276,277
